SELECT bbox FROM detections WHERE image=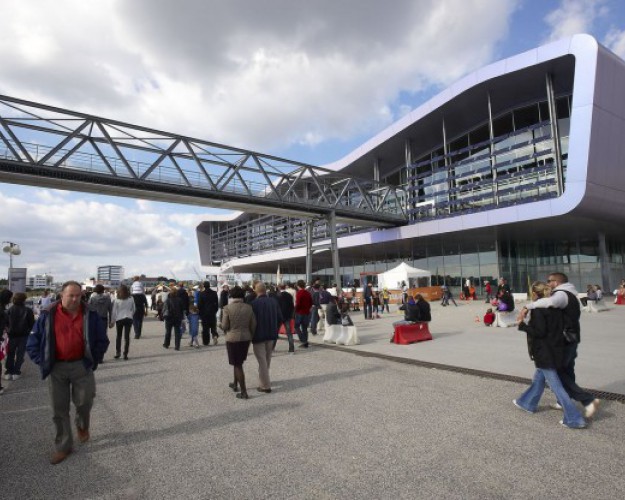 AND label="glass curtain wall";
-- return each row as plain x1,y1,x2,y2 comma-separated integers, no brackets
407,95,571,222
